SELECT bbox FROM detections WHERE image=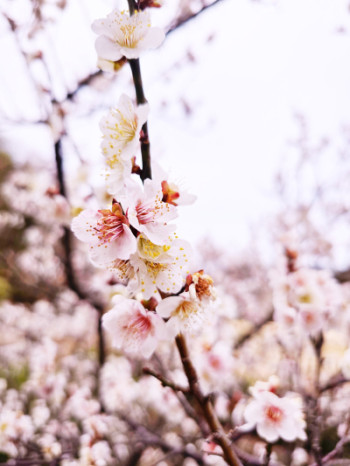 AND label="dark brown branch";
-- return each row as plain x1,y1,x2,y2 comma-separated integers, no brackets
143,367,189,392
175,334,242,466
54,137,106,369
264,443,272,466
334,269,350,284
129,58,152,181
320,374,350,393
